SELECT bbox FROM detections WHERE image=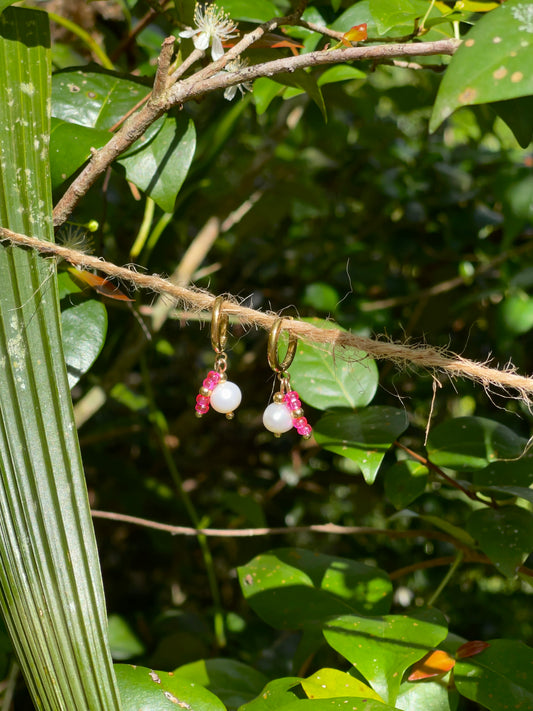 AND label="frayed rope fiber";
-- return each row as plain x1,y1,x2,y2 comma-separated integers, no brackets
2,225,533,401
